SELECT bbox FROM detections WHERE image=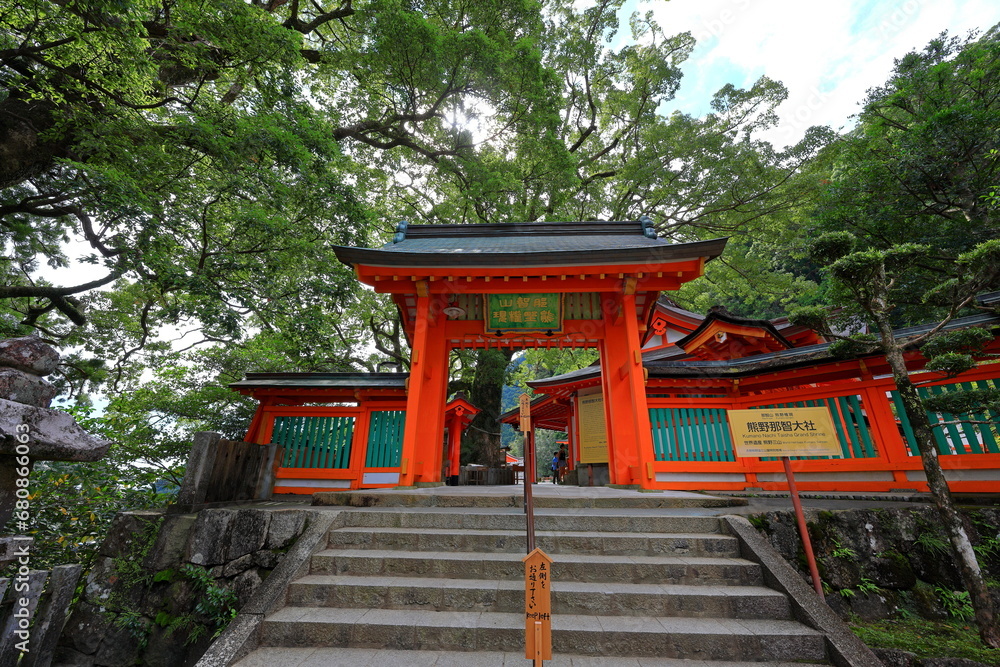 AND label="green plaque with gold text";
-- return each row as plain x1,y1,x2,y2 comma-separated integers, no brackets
485,293,563,332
